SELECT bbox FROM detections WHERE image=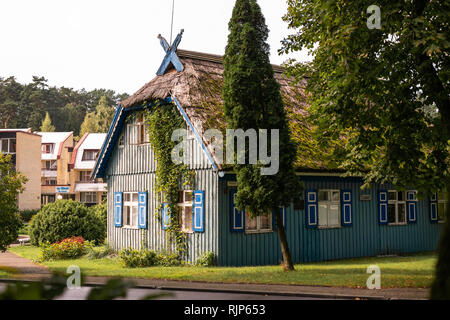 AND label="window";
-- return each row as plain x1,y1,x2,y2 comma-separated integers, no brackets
438,192,448,222
318,190,341,228
80,192,97,204
245,211,272,233
82,150,98,161
42,143,54,154
127,114,149,145
388,190,406,225
123,192,138,228
41,195,55,205
178,190,194,233
44,160,57,170
43,178,57,186
0,138,16,154
79,171,92,182
118,133,125,147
